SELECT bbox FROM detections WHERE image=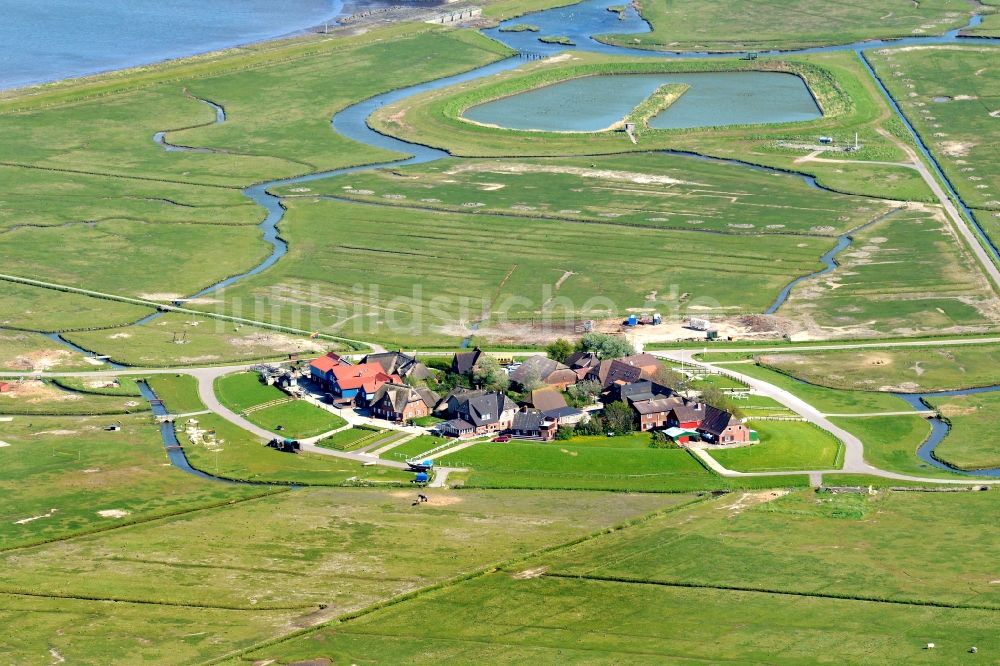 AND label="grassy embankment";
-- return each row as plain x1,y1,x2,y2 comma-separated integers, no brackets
369,49,936,201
